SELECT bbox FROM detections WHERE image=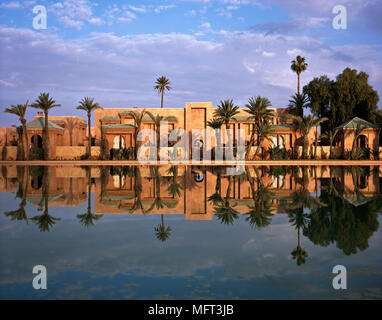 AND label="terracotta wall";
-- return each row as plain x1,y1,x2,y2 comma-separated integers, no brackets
55,146,100,160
